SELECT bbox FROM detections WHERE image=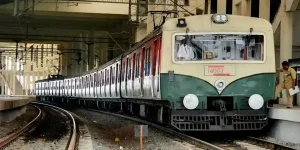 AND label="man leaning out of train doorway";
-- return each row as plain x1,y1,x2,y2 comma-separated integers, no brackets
269,61,296,108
